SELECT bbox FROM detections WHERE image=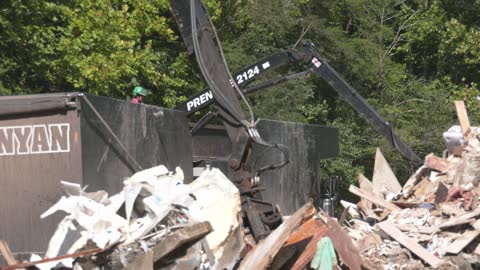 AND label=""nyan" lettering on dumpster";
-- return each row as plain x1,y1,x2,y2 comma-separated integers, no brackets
0,123,70,156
